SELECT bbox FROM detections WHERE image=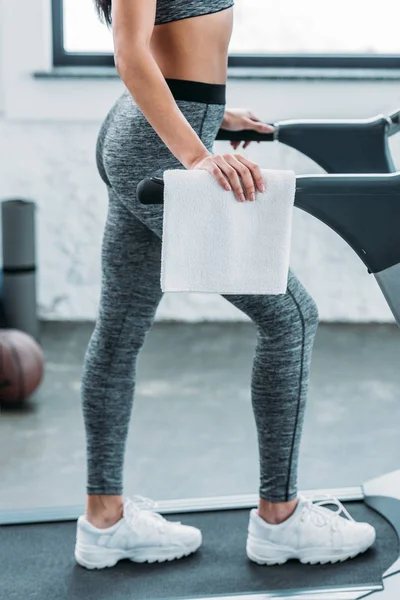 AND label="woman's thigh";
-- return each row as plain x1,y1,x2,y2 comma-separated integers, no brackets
96,189,164,335
100,91,225,236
